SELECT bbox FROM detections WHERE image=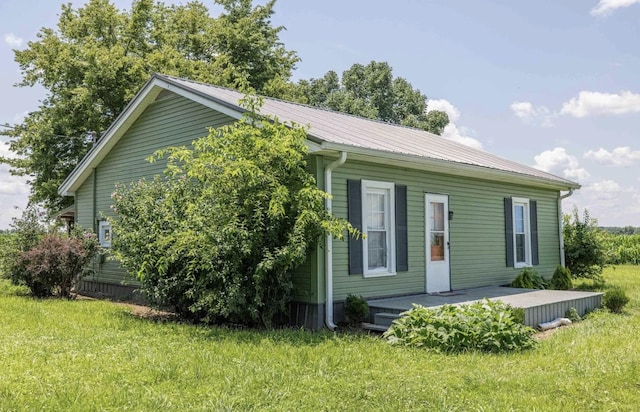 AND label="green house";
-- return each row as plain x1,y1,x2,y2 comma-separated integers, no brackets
59,74,580,329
